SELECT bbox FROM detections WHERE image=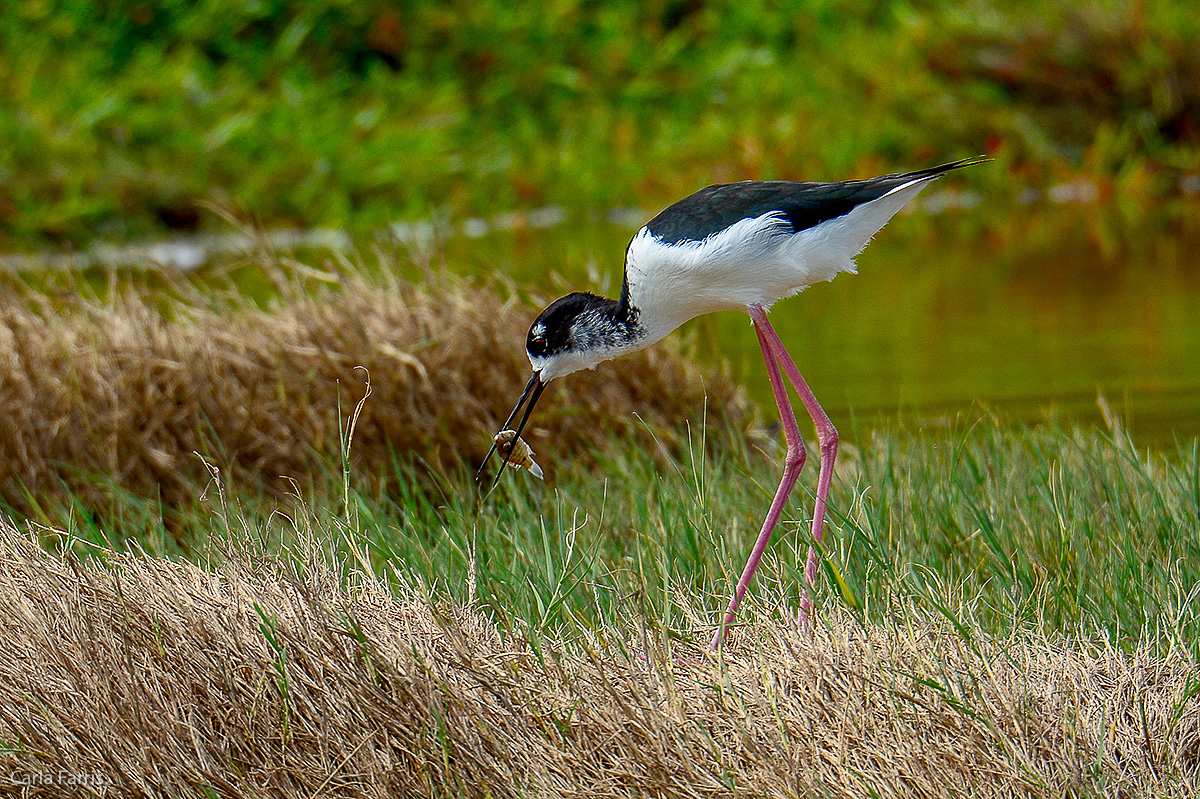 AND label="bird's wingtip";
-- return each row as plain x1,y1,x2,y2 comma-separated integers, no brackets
917,156,992,177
